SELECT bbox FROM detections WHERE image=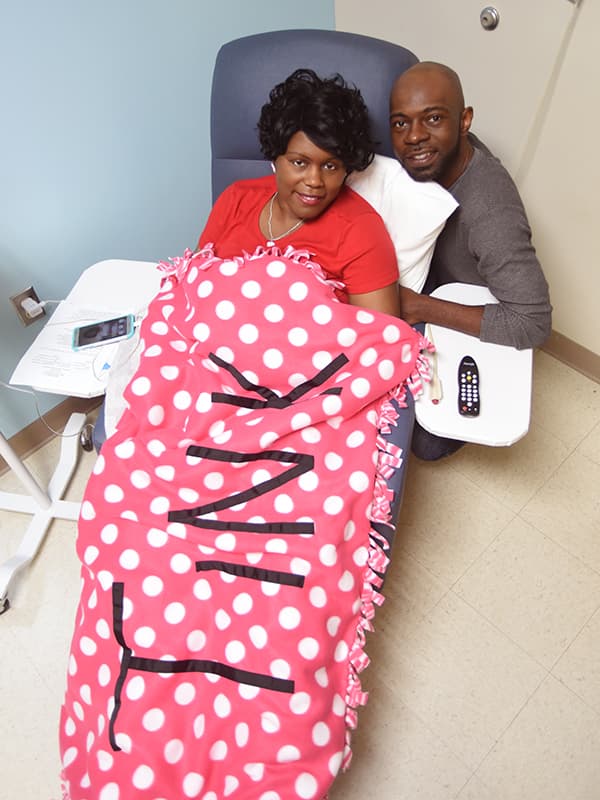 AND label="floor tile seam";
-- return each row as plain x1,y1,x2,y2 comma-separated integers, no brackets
446,586,554,674
548,601,600,675
462,668,550,787
448,513,516,589
517,509,600,581
443,457,544,515
548,671,600,720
